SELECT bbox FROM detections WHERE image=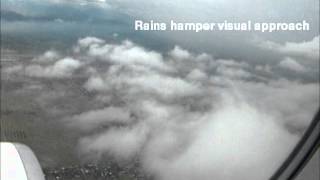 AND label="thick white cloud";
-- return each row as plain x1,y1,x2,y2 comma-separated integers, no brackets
78,38,170,71
169,46,192,60
108,41,168,70
77,36,105,48
234,79,319,131
142,100,298,180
